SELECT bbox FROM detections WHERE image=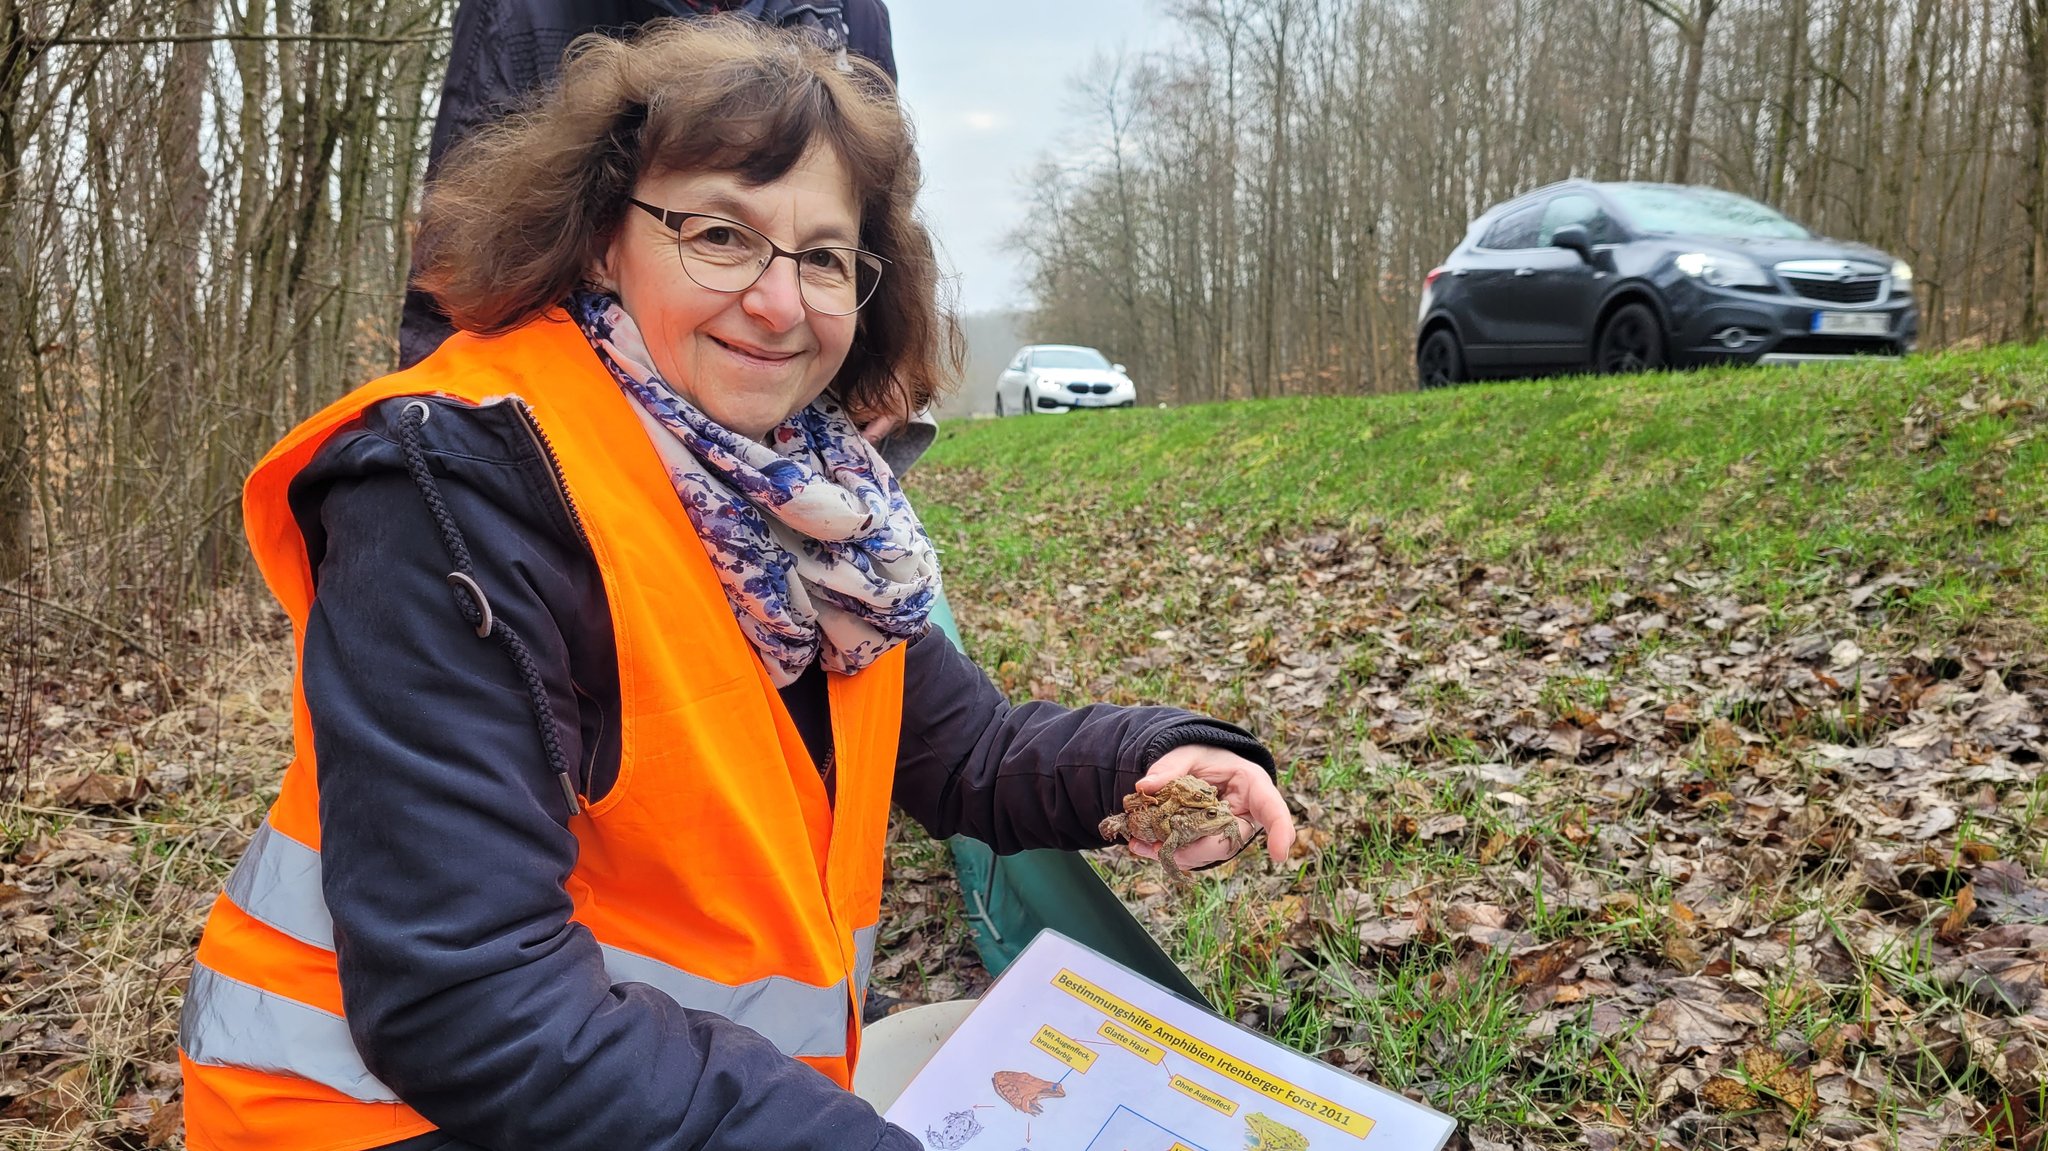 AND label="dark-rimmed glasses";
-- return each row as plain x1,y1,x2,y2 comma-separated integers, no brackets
629,199,887,317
